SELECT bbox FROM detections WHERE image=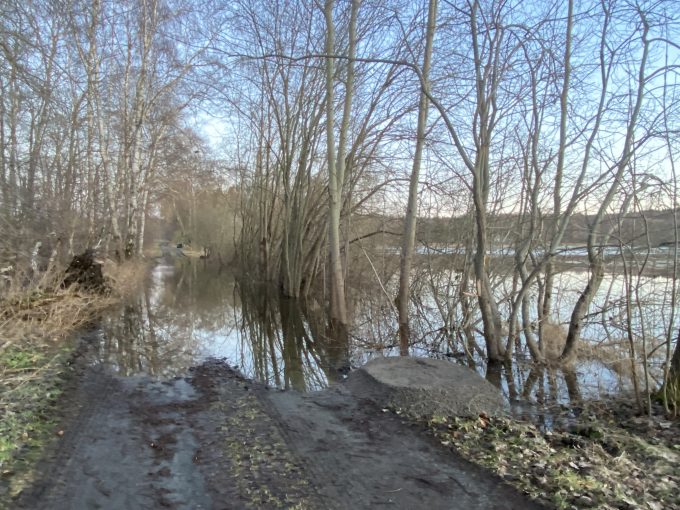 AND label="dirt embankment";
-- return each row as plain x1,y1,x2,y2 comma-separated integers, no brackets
9,332,543,510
